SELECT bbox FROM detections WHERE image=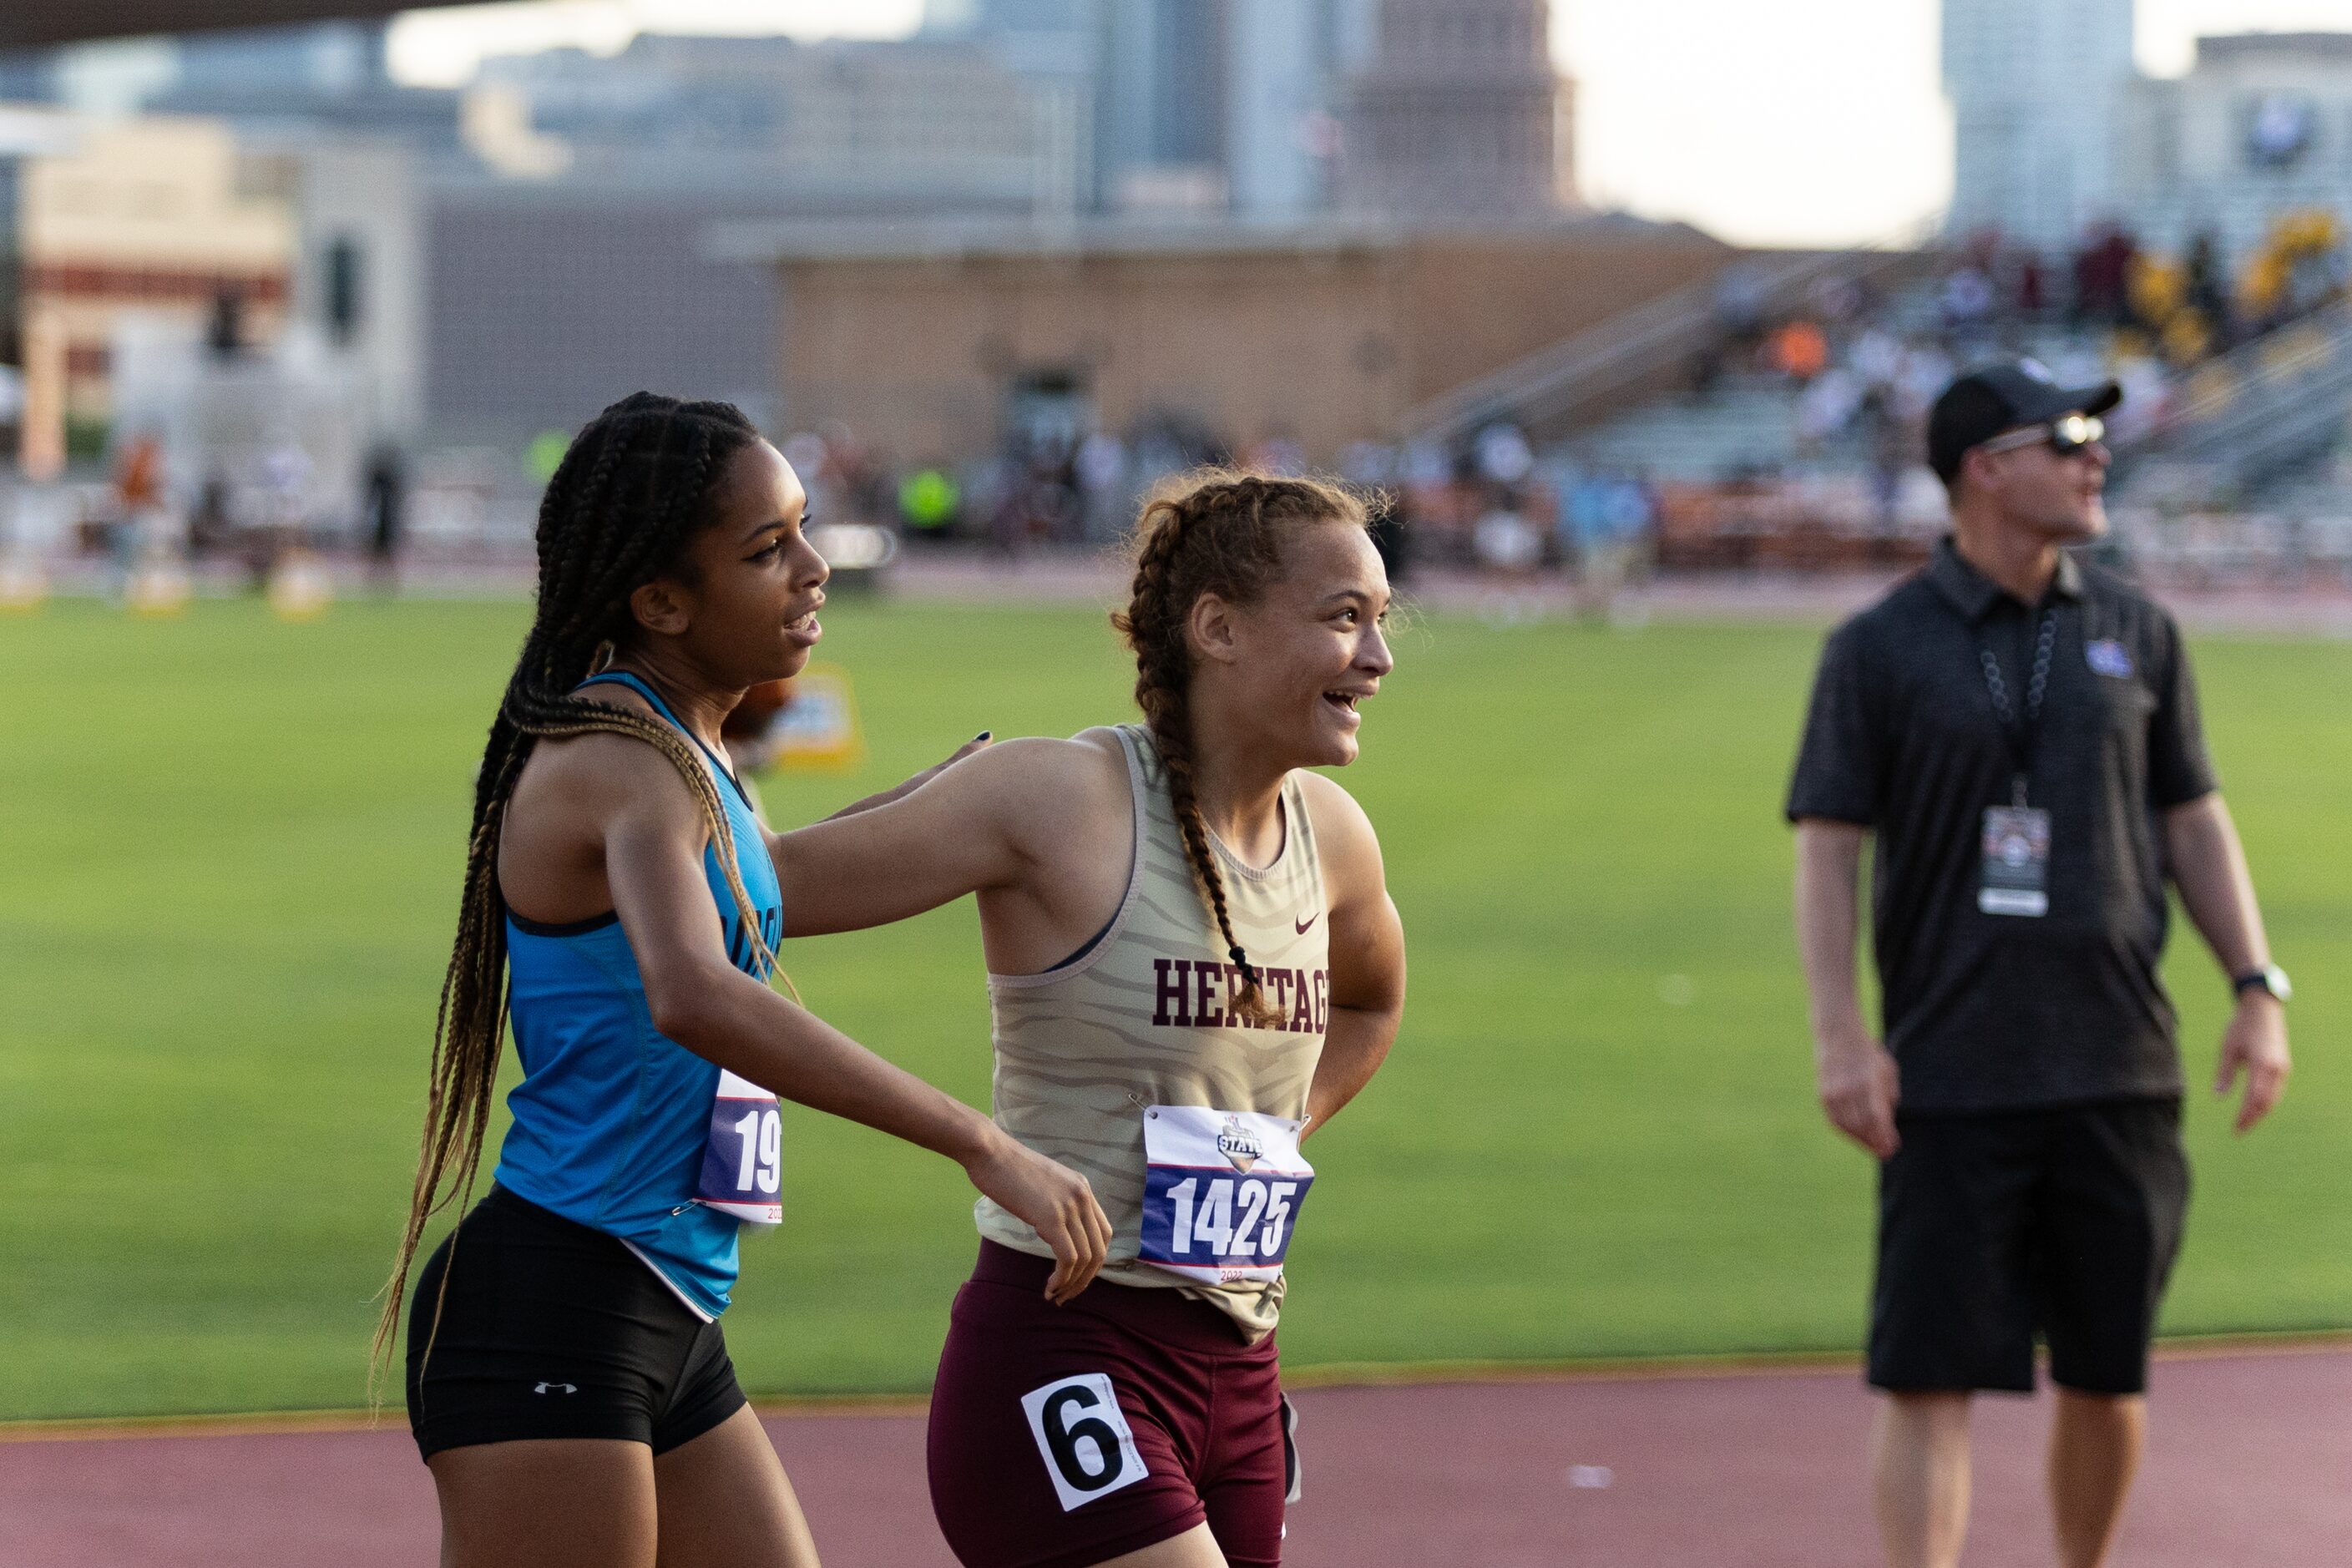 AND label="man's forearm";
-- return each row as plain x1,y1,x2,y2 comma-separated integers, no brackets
2164,794,2271,977
1793,820,1871,1043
